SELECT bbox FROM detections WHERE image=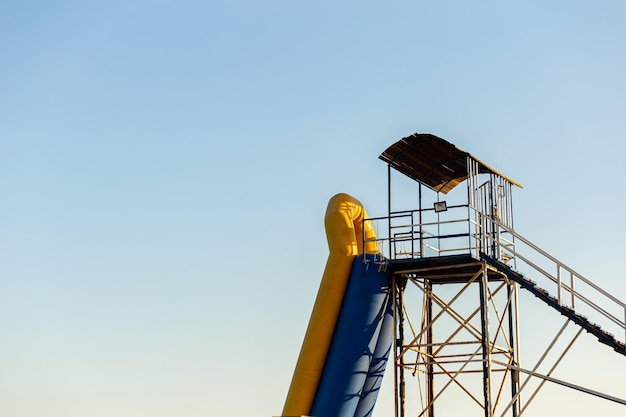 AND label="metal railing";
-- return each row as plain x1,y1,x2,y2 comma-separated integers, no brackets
364,208,626,346
364,203,476,259
478,211,626,347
